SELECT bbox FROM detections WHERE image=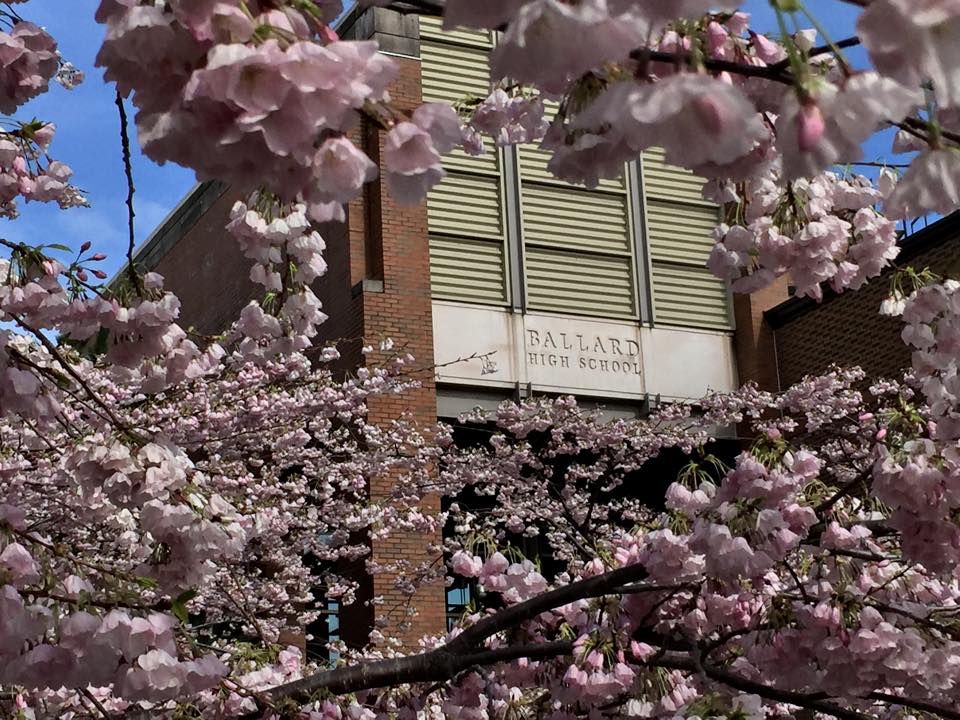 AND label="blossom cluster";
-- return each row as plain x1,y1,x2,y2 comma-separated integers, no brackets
226,195,329,357
0,325,435,715
0,19,59,114
94,1,478,217
431,371,960,720
0,124,88,219
95,0,398,219
707,168,900,299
